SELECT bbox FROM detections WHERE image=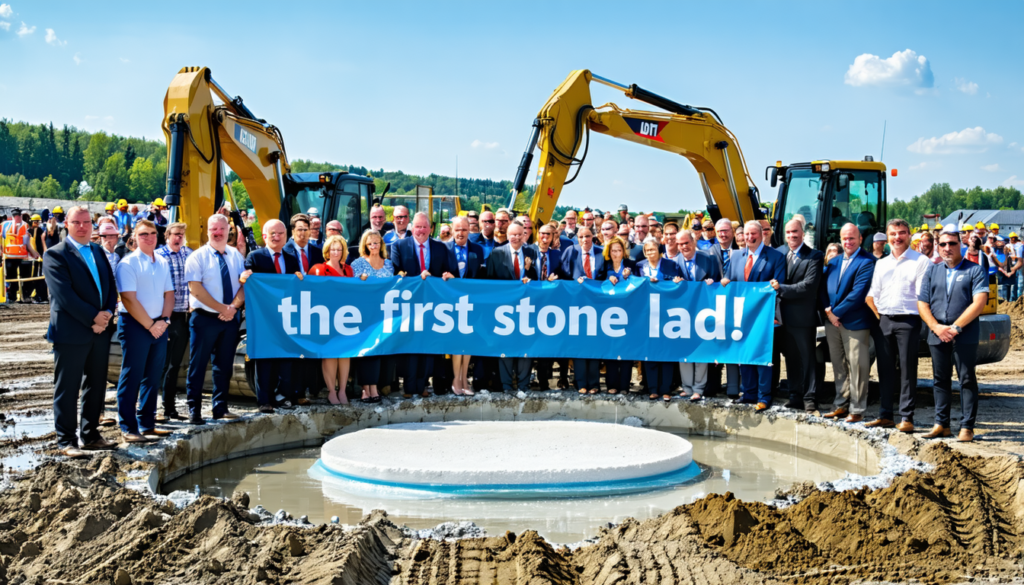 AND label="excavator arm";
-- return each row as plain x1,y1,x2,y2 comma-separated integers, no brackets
510,70,763,226
162,66,289,249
